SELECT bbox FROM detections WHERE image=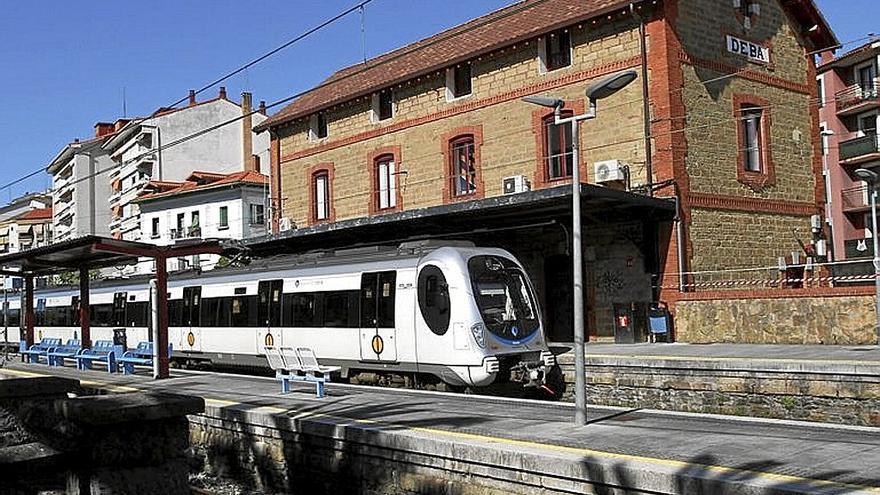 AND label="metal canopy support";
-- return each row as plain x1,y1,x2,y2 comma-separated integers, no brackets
79,267,91,349
155,255,170,379
23,275,34,348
